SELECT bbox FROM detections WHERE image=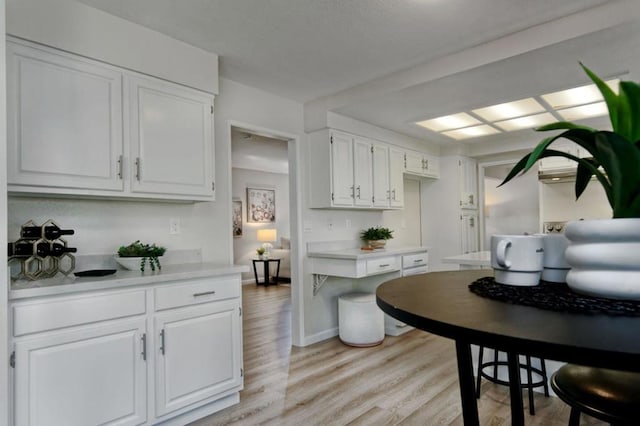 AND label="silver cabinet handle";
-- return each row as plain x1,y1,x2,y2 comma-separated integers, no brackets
357,185,361,199
350,186,354,198
135,157,141,181
413,259,423,263
386,190,390,200
141,333,147,361
392,189,396,200
379,264,390,268
425,159,429,170
469,194,474,205
193,291,216,297
160,329,166,355
117,155,123,179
